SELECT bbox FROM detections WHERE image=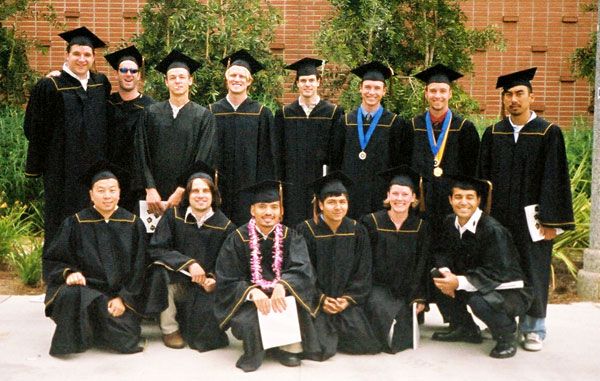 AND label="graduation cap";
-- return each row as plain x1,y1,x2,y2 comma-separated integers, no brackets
239,180,287,206
414,63,463,85
176,160,219,188
155,49,201,75
285,57,324,77
220,49,264,75
379,165,425,212
81,160,129,190
104,45,143,70
351,61,394,82
495,67,537,91
444,174,493,214
59,26,107,49
309,171,354,200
